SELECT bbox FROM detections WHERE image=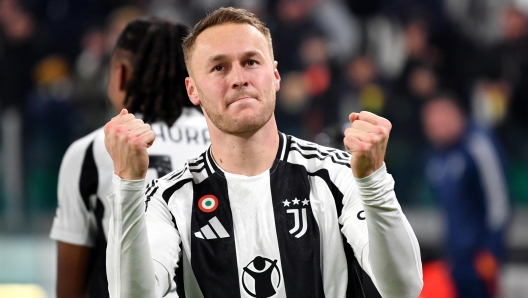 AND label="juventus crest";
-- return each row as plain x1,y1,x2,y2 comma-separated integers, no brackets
283,198,310,238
